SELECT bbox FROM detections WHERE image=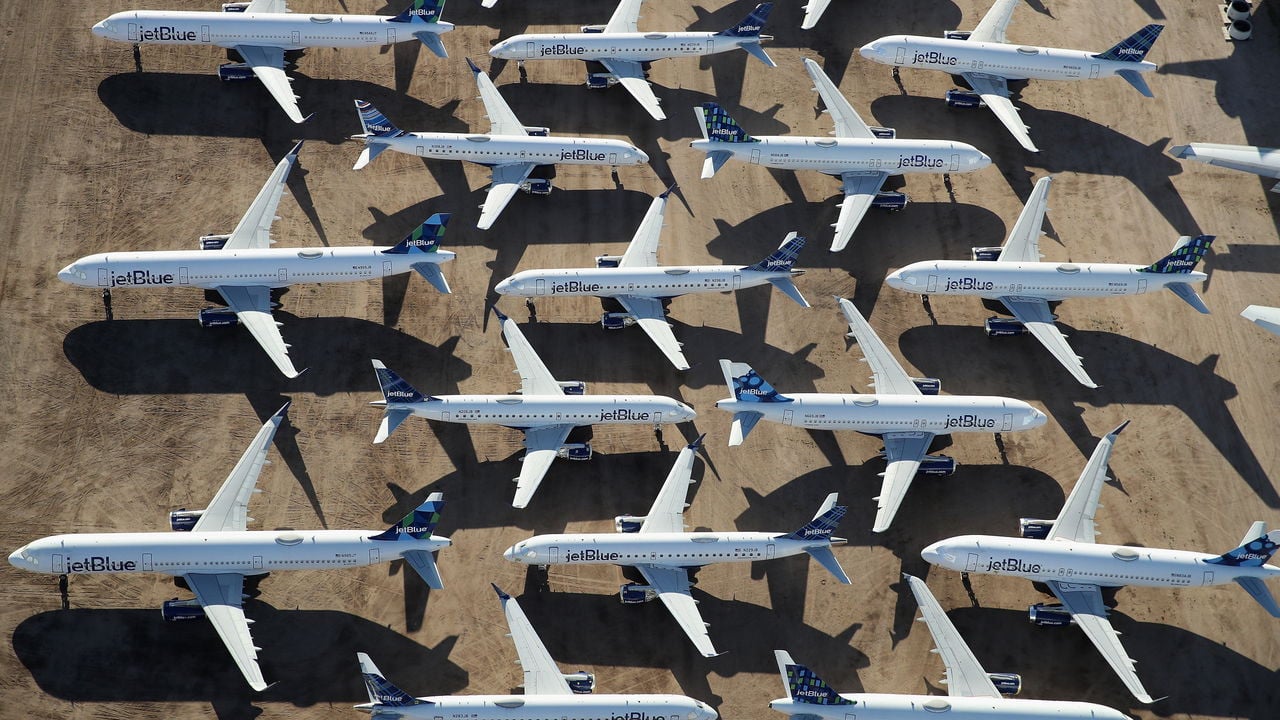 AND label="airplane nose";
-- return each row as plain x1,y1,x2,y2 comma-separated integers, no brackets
8,546,28,569
494,277,515,294
680,403,697,421
57,265,75,283
503,546,516,561
884,270,904,290
858,43,877,59
91,21,106,36
635,149,650,163
1027,409,1048,427
920,542,943,565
